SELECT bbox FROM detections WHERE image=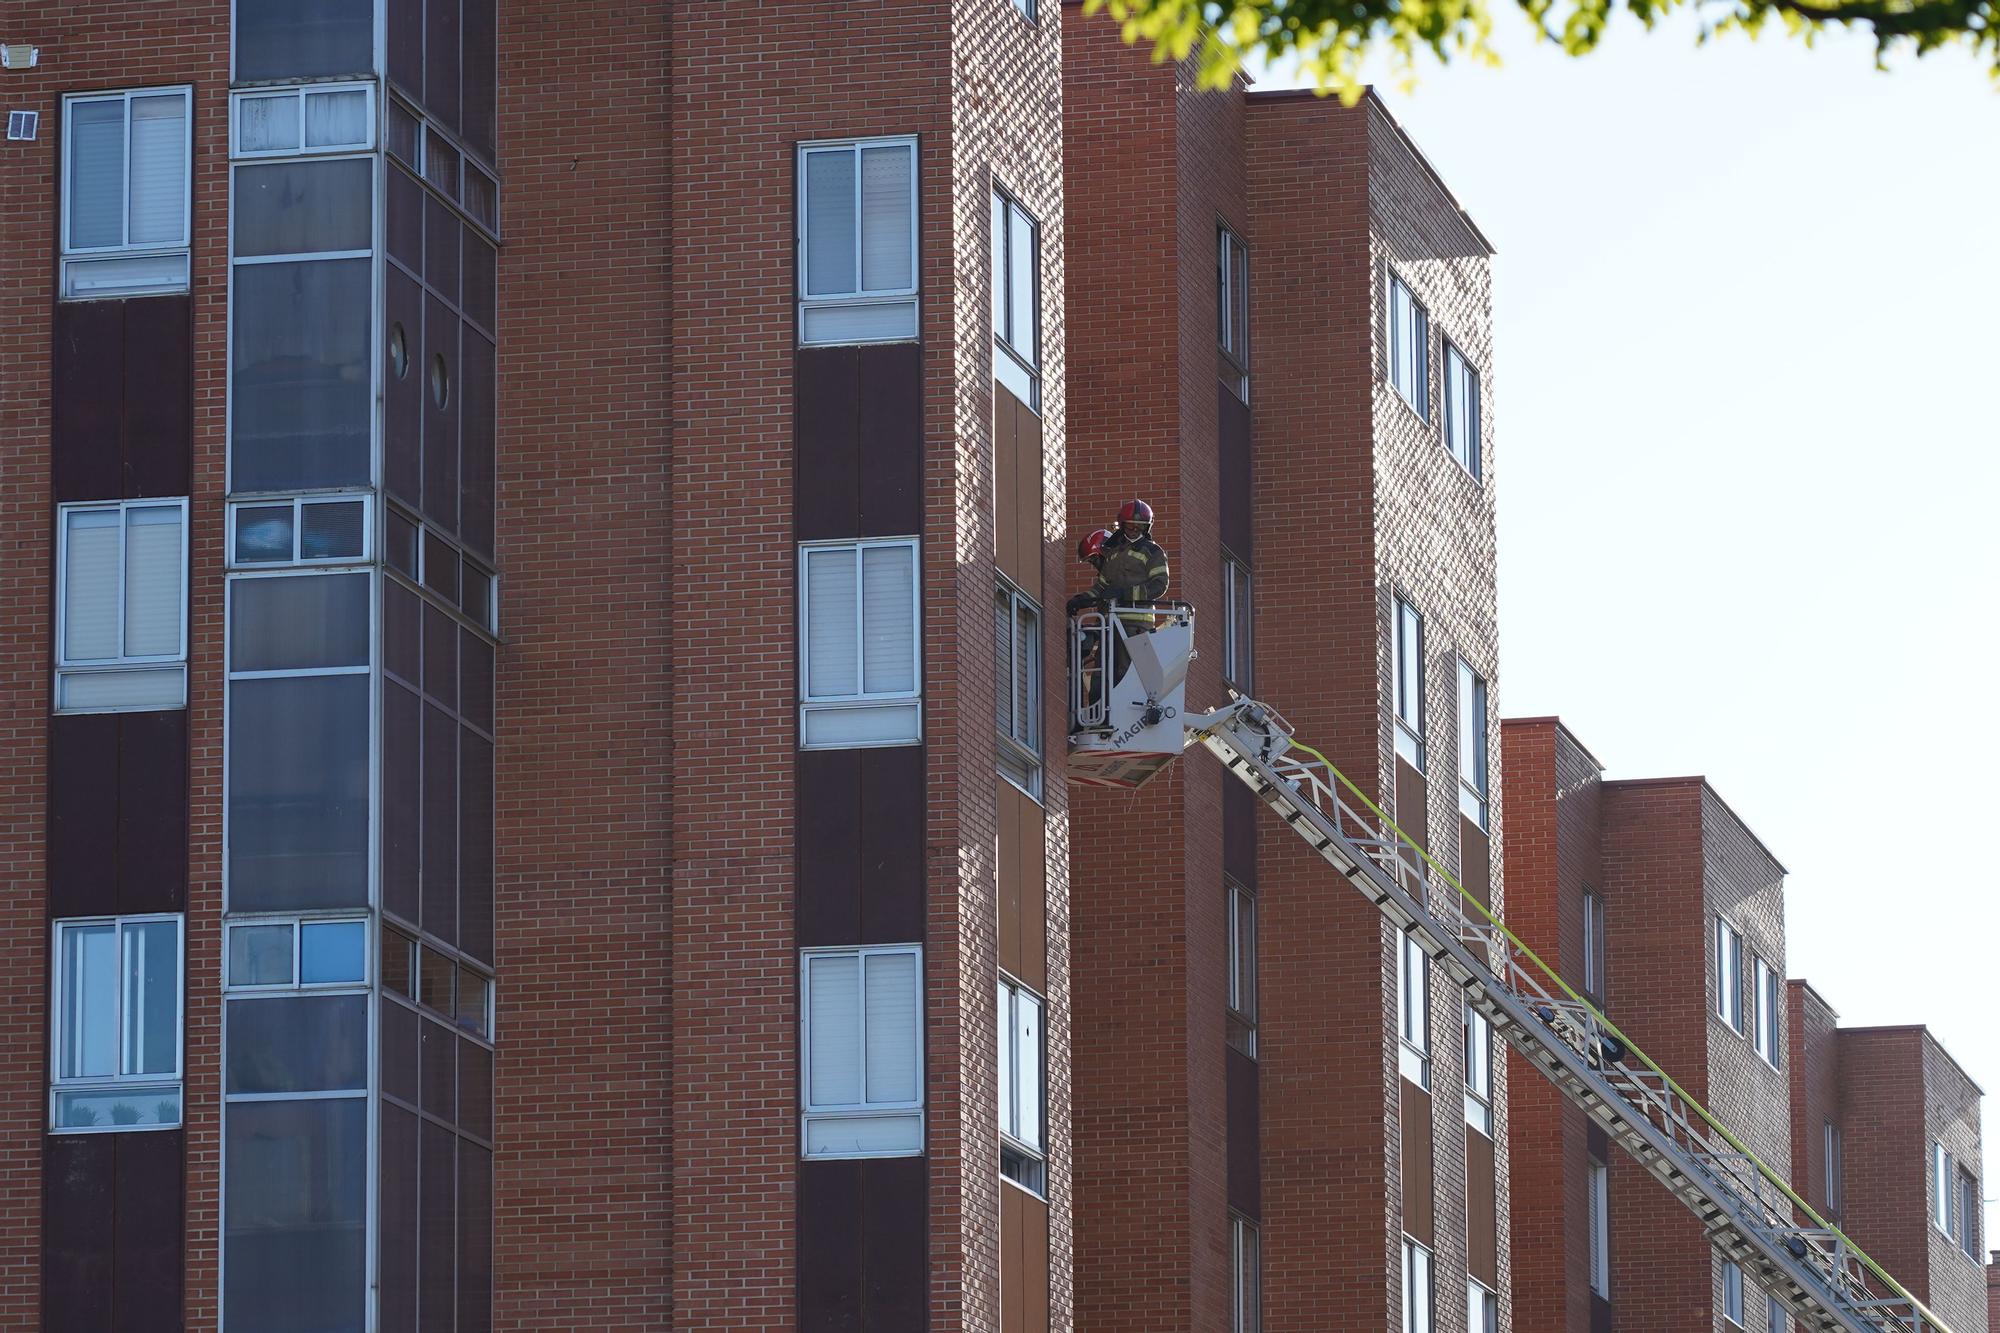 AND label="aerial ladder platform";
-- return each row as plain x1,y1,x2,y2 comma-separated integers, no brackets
1067,604,1952,1333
